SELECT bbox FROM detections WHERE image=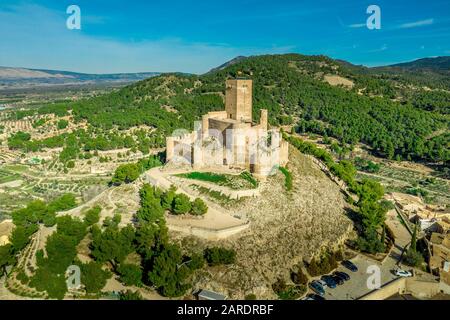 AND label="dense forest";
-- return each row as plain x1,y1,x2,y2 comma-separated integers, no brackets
10,54,449,164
